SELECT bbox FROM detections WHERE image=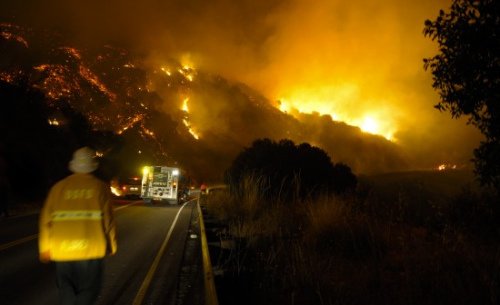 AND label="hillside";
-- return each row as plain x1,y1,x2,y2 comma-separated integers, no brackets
1,23,411,187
